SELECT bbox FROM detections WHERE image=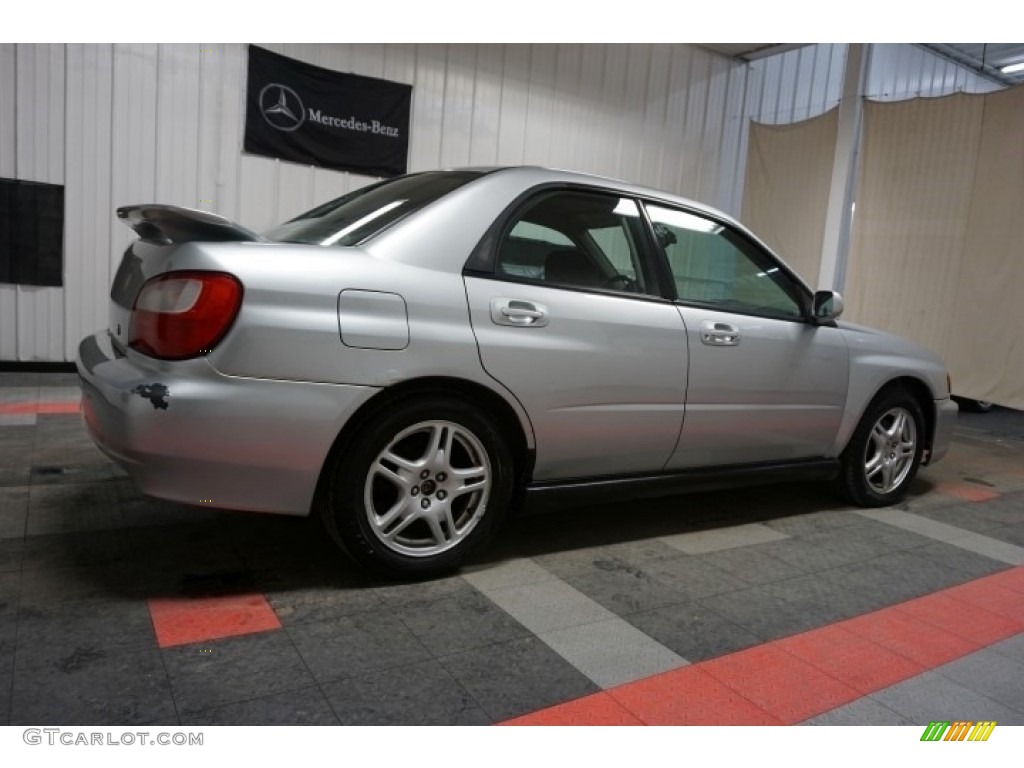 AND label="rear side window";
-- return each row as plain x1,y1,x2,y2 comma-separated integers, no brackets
494,190,660,296
265,171,482,247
